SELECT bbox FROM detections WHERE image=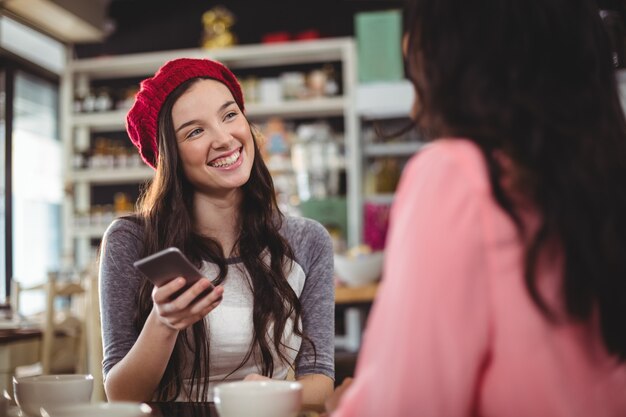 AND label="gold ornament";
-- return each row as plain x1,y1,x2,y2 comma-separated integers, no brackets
201,6,237,49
